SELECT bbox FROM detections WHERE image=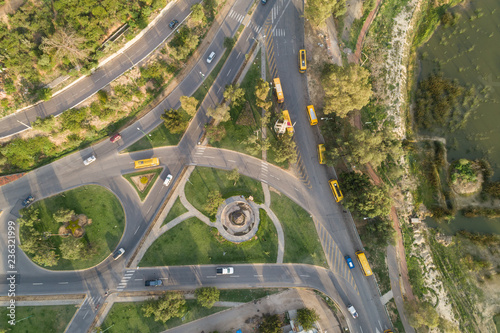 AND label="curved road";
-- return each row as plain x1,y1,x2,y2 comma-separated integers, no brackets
0,0,393,332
